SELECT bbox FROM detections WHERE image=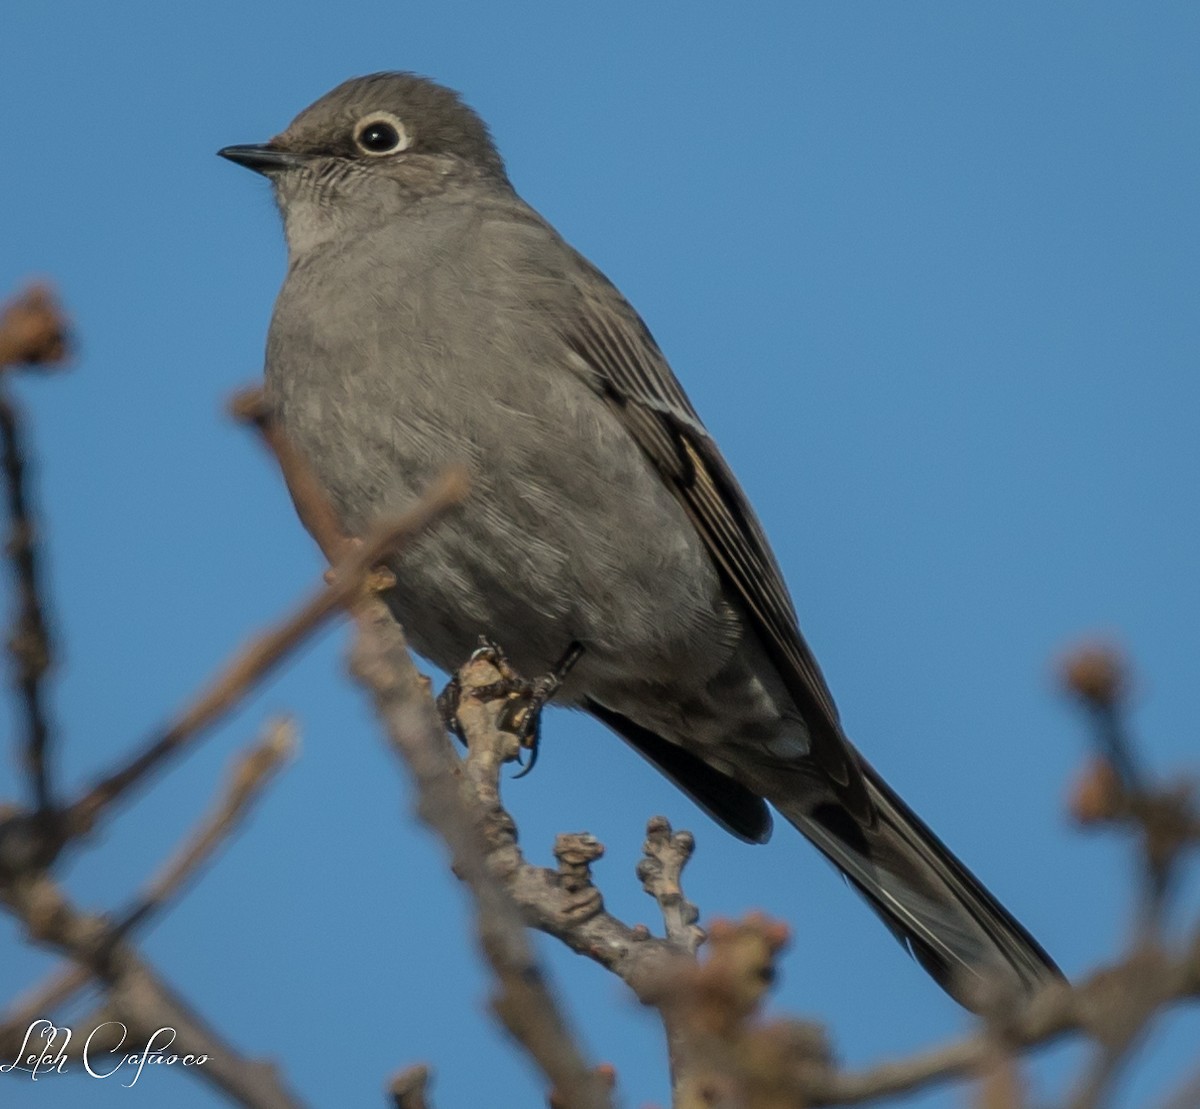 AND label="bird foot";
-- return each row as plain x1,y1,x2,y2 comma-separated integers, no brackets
437,639,583,777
